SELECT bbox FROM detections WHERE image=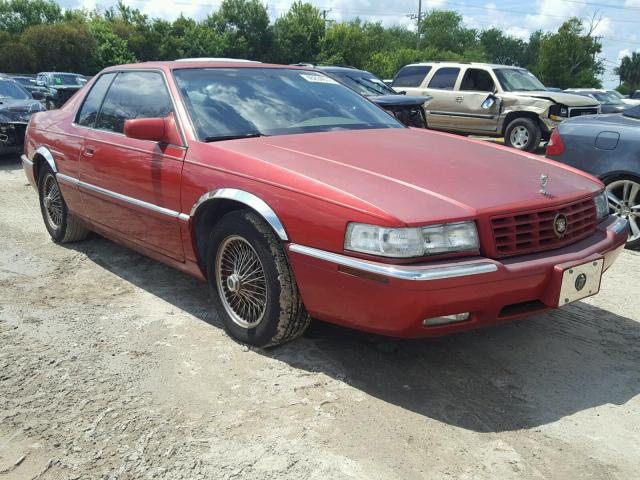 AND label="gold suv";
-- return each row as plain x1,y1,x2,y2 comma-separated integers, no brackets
392,62,600,152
